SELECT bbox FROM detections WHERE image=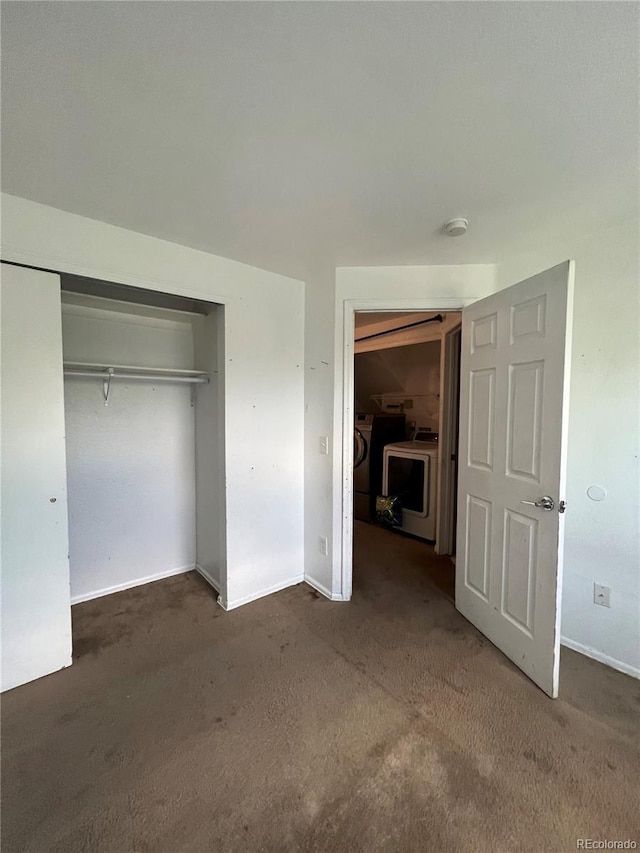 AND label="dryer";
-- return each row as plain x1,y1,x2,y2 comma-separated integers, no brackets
382,435,439,540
